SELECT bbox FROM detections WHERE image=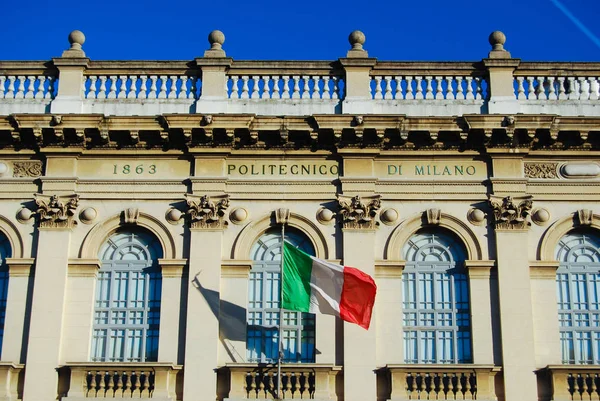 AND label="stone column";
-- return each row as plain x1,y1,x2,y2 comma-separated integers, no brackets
465,260,496,364
482,31,520,114
338,194,381,401
339,31,376,114
1,258,35,363
530,261,562,367
50,30,89,114
489,195,537,401
61,259,101,362
182,194,229,401
158,259,187,363
22,194,79,401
